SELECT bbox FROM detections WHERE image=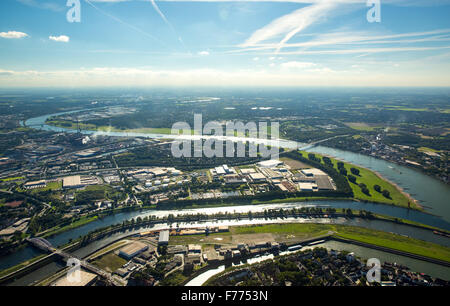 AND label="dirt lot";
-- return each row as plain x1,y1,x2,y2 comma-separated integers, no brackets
280,157,310,170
